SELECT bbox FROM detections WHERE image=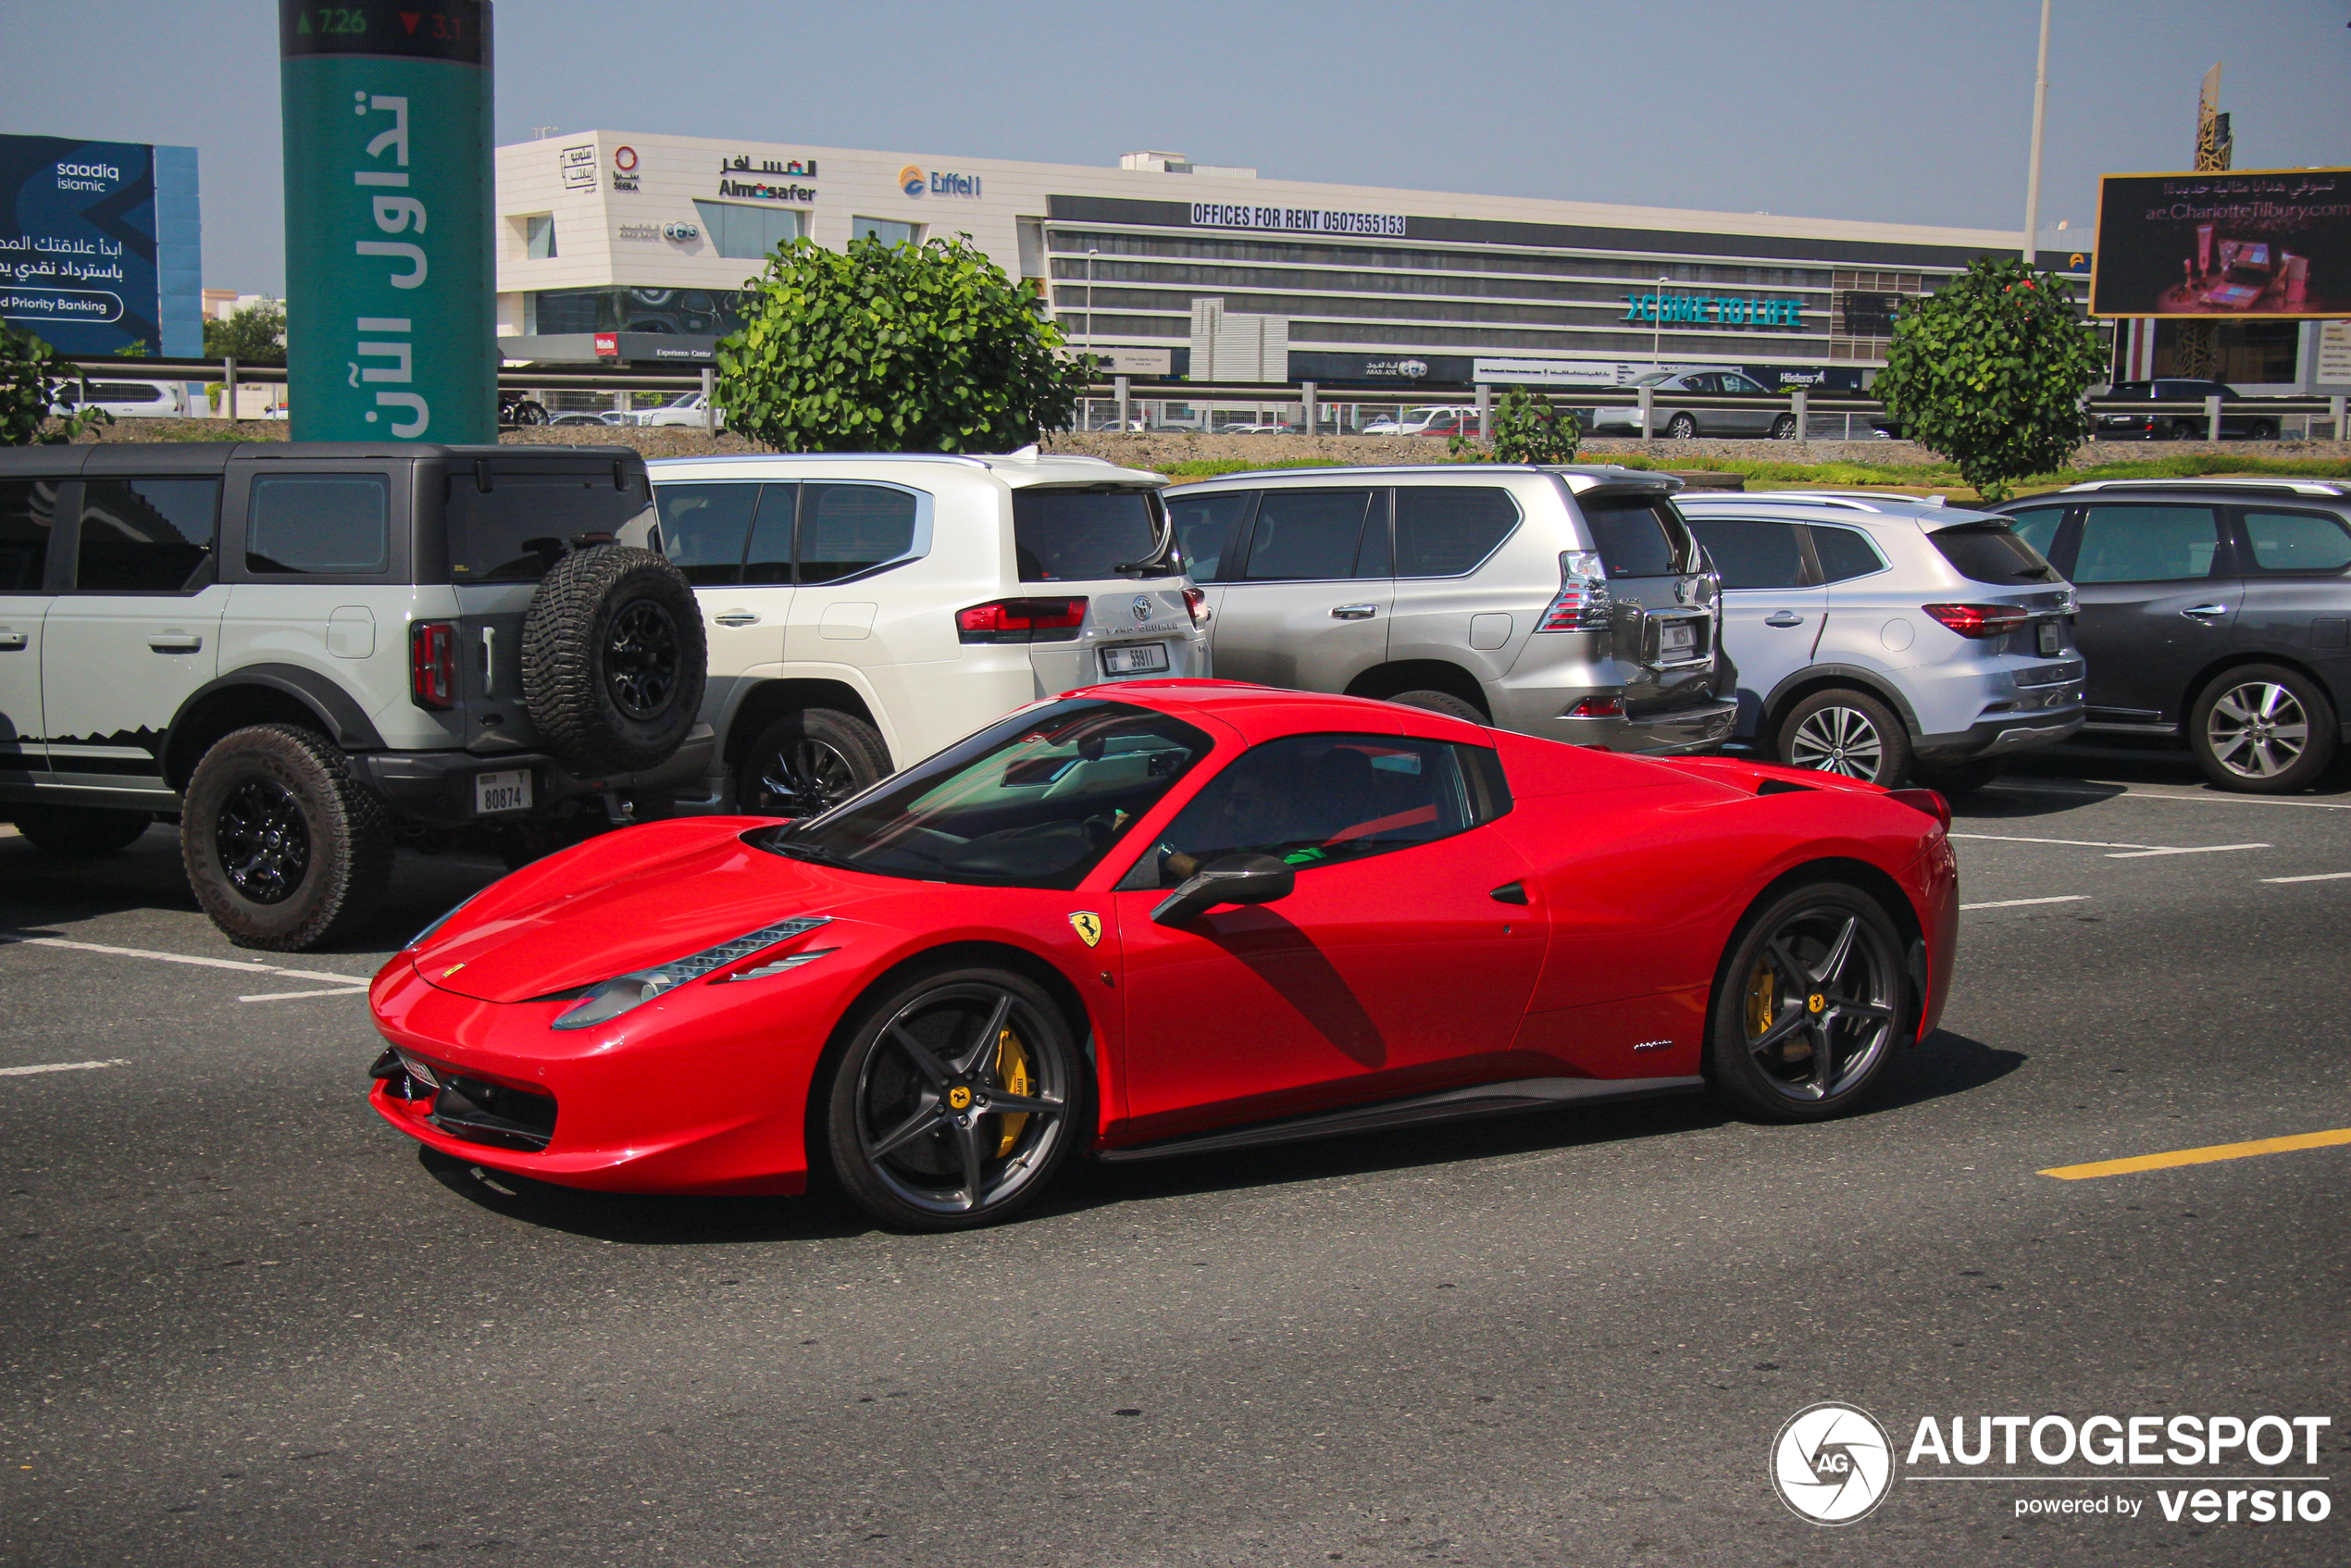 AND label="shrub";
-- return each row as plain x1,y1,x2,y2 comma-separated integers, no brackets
0,326,110,445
